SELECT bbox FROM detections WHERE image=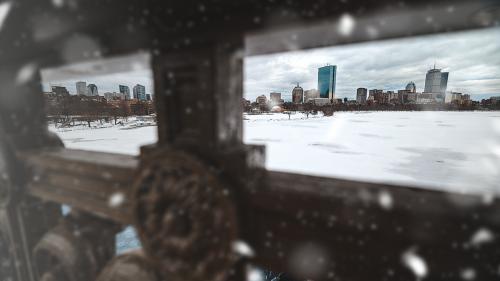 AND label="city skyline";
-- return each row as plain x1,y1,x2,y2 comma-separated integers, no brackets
41,52,154,96
42,71,154,97
244,26,500,102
